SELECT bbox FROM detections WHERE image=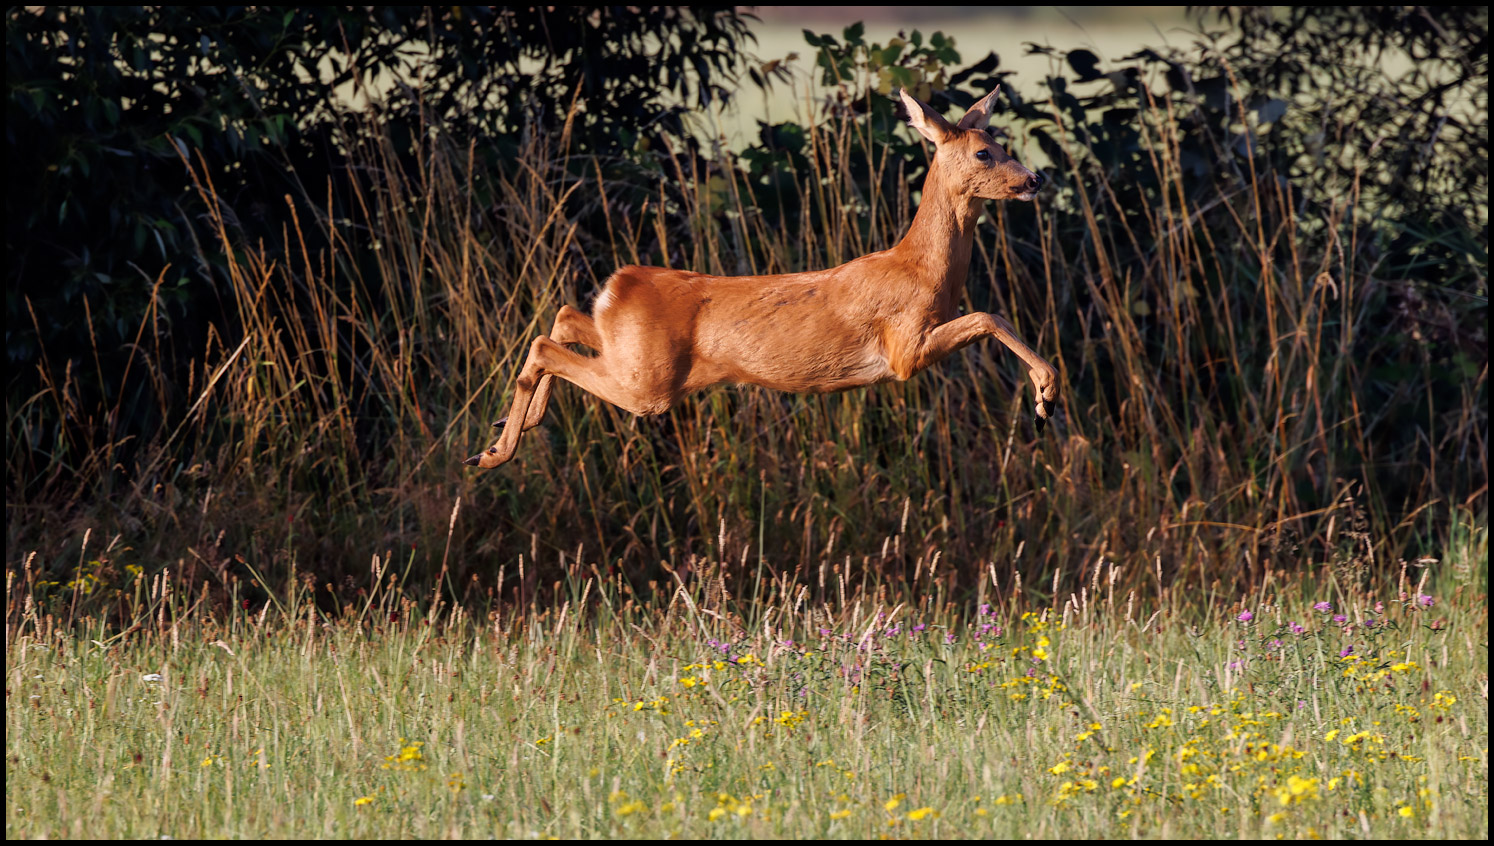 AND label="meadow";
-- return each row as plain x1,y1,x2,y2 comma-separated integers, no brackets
5,9,1488,840
6,527,1486,838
